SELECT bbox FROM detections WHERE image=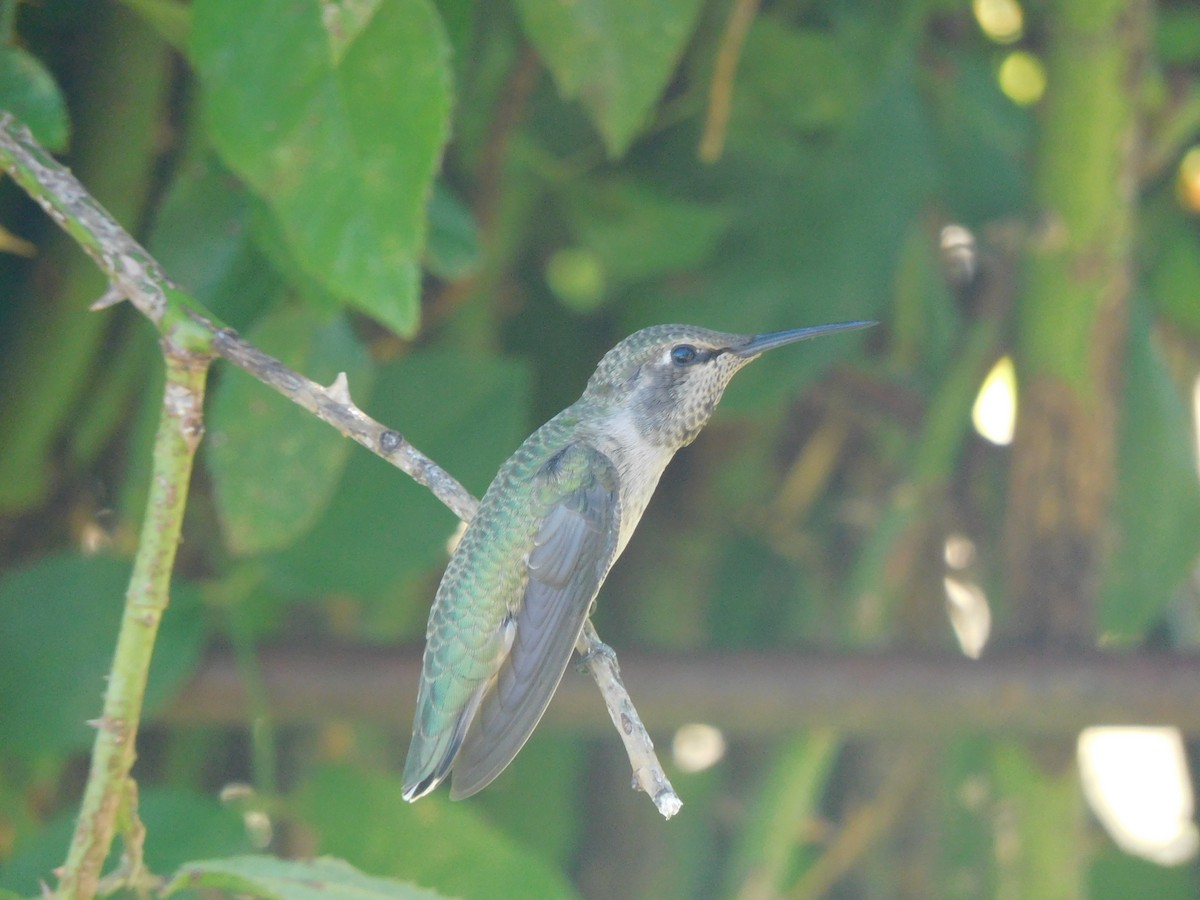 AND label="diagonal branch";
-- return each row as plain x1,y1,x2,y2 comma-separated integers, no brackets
0,112,680,821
